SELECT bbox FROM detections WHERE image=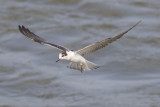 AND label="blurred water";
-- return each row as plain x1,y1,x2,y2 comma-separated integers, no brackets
0,0,160,107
